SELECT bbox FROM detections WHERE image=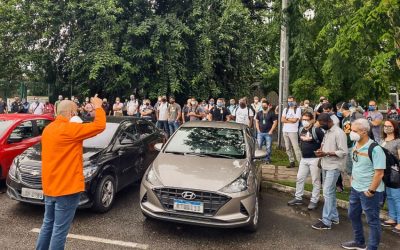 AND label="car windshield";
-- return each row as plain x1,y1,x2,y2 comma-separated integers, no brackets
164,127,246,159
83,123,119,149
0,120,14,138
